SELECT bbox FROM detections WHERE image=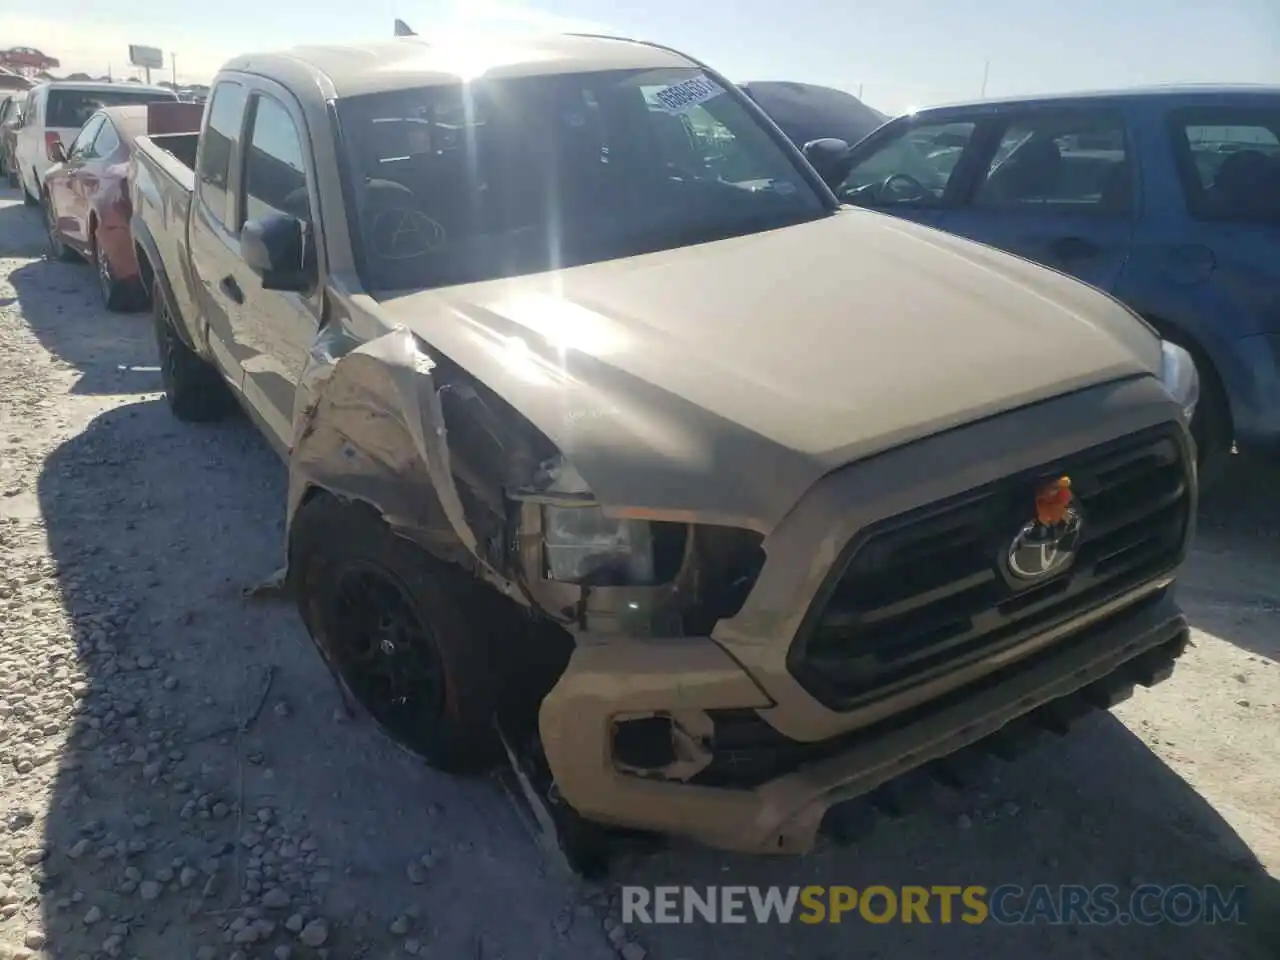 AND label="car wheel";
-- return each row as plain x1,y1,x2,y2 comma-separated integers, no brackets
1189,370,1232,492
94,236,142,312
152,280,236,422
42,196,77,262
288,493,503,774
